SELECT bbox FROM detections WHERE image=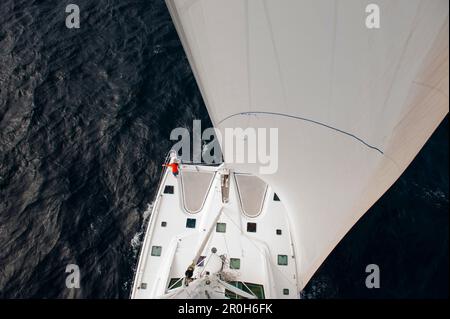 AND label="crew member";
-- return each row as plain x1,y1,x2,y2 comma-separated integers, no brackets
163,162,179,177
